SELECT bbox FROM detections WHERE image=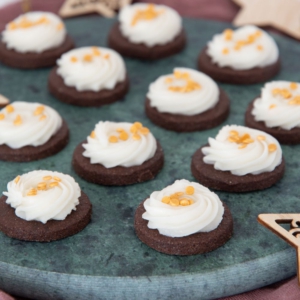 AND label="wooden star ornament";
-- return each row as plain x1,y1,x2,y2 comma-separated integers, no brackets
232,0,300,39
59,0,132,18
258,214,300,286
